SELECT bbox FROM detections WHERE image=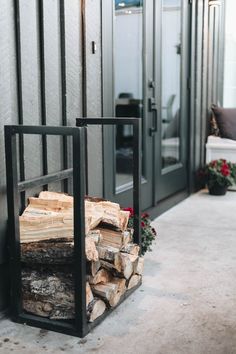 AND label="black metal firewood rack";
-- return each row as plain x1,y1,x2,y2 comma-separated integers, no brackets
4,117,141,337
